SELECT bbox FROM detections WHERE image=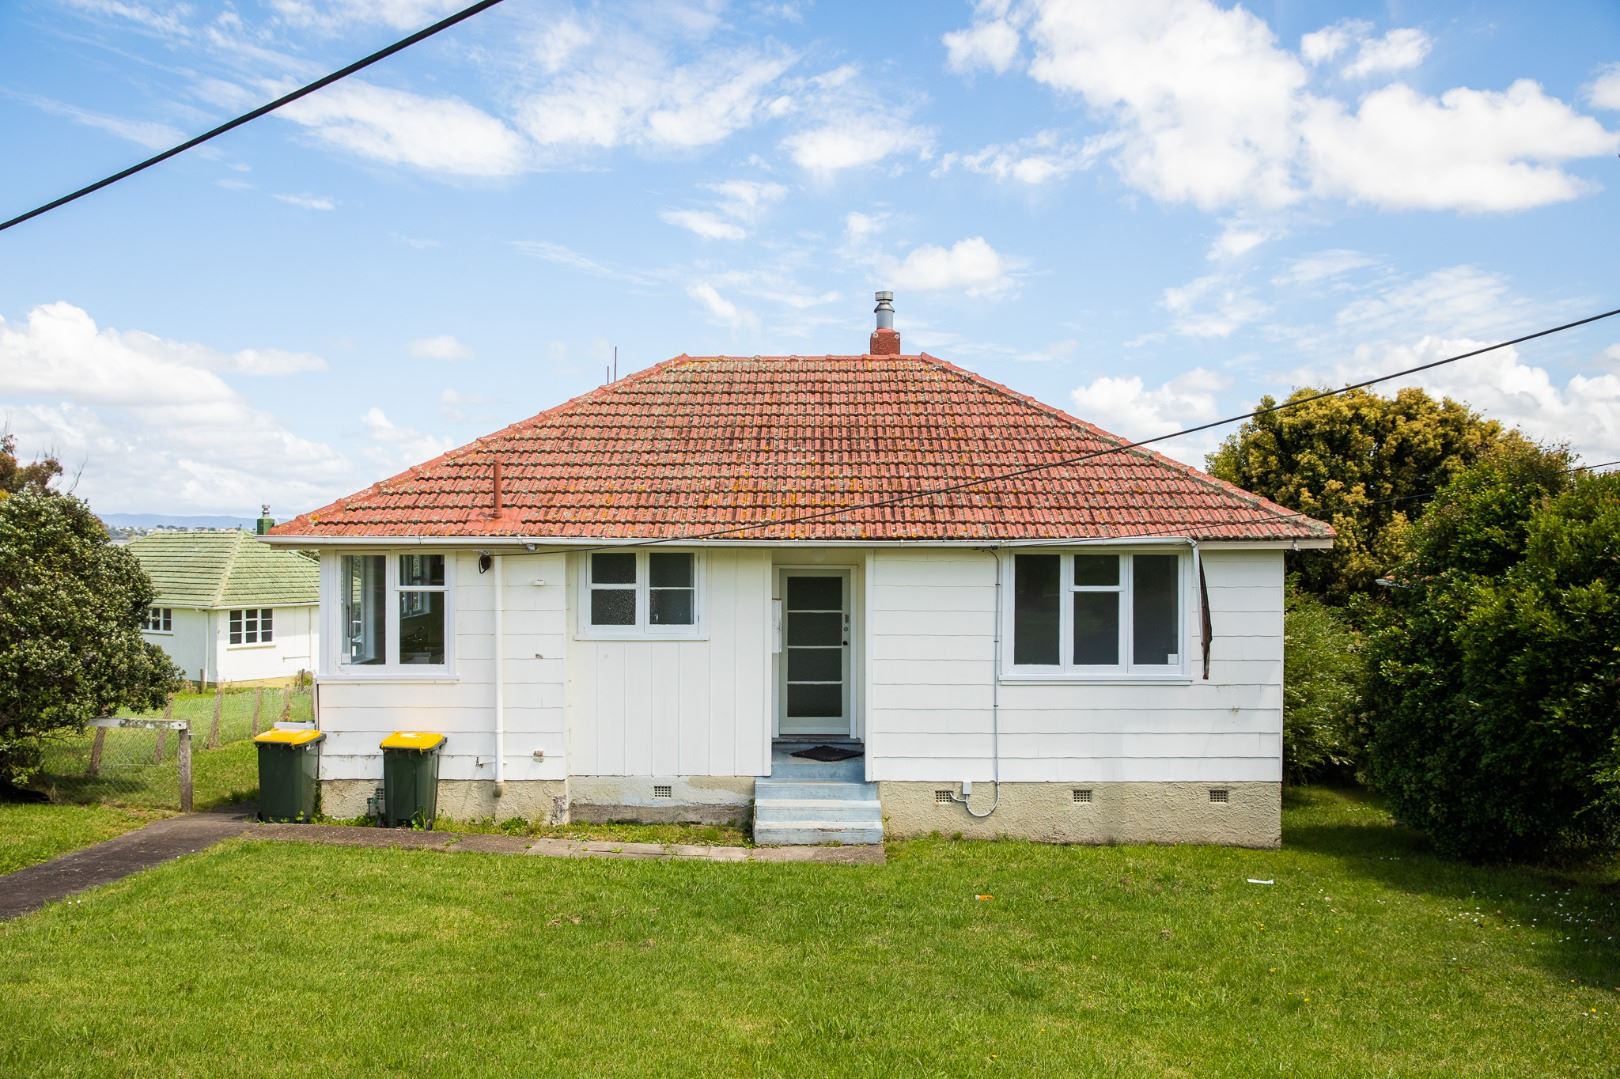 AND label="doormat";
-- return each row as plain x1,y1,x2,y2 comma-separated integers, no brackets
791,745,863,763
